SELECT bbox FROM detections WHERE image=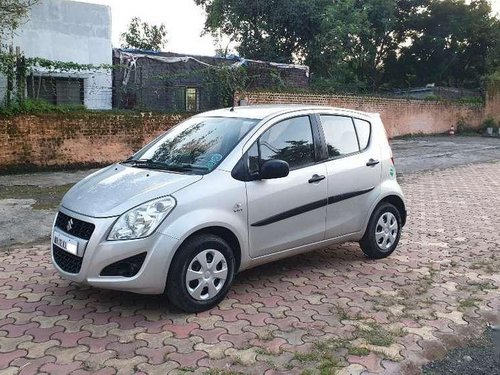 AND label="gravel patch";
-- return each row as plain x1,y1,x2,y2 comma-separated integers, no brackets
423,328,500,375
